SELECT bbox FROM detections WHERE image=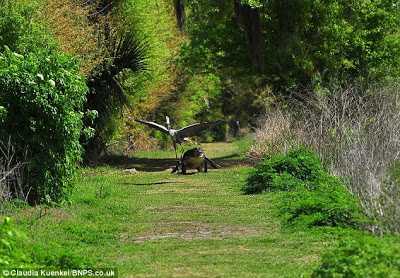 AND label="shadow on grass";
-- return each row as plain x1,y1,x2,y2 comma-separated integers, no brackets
94,153,251,172
119,181,186,186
